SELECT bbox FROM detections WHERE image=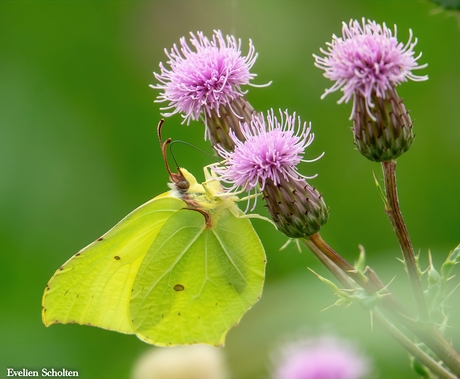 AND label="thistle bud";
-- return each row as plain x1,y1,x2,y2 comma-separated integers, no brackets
263,176,329,239
352,87,414,161
207,97,259,152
